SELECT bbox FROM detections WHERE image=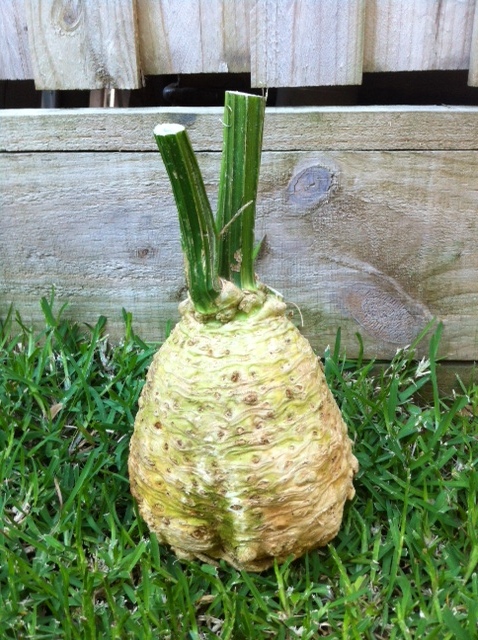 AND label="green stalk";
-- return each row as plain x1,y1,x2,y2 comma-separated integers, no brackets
216,92,266,290
153,123,218,315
